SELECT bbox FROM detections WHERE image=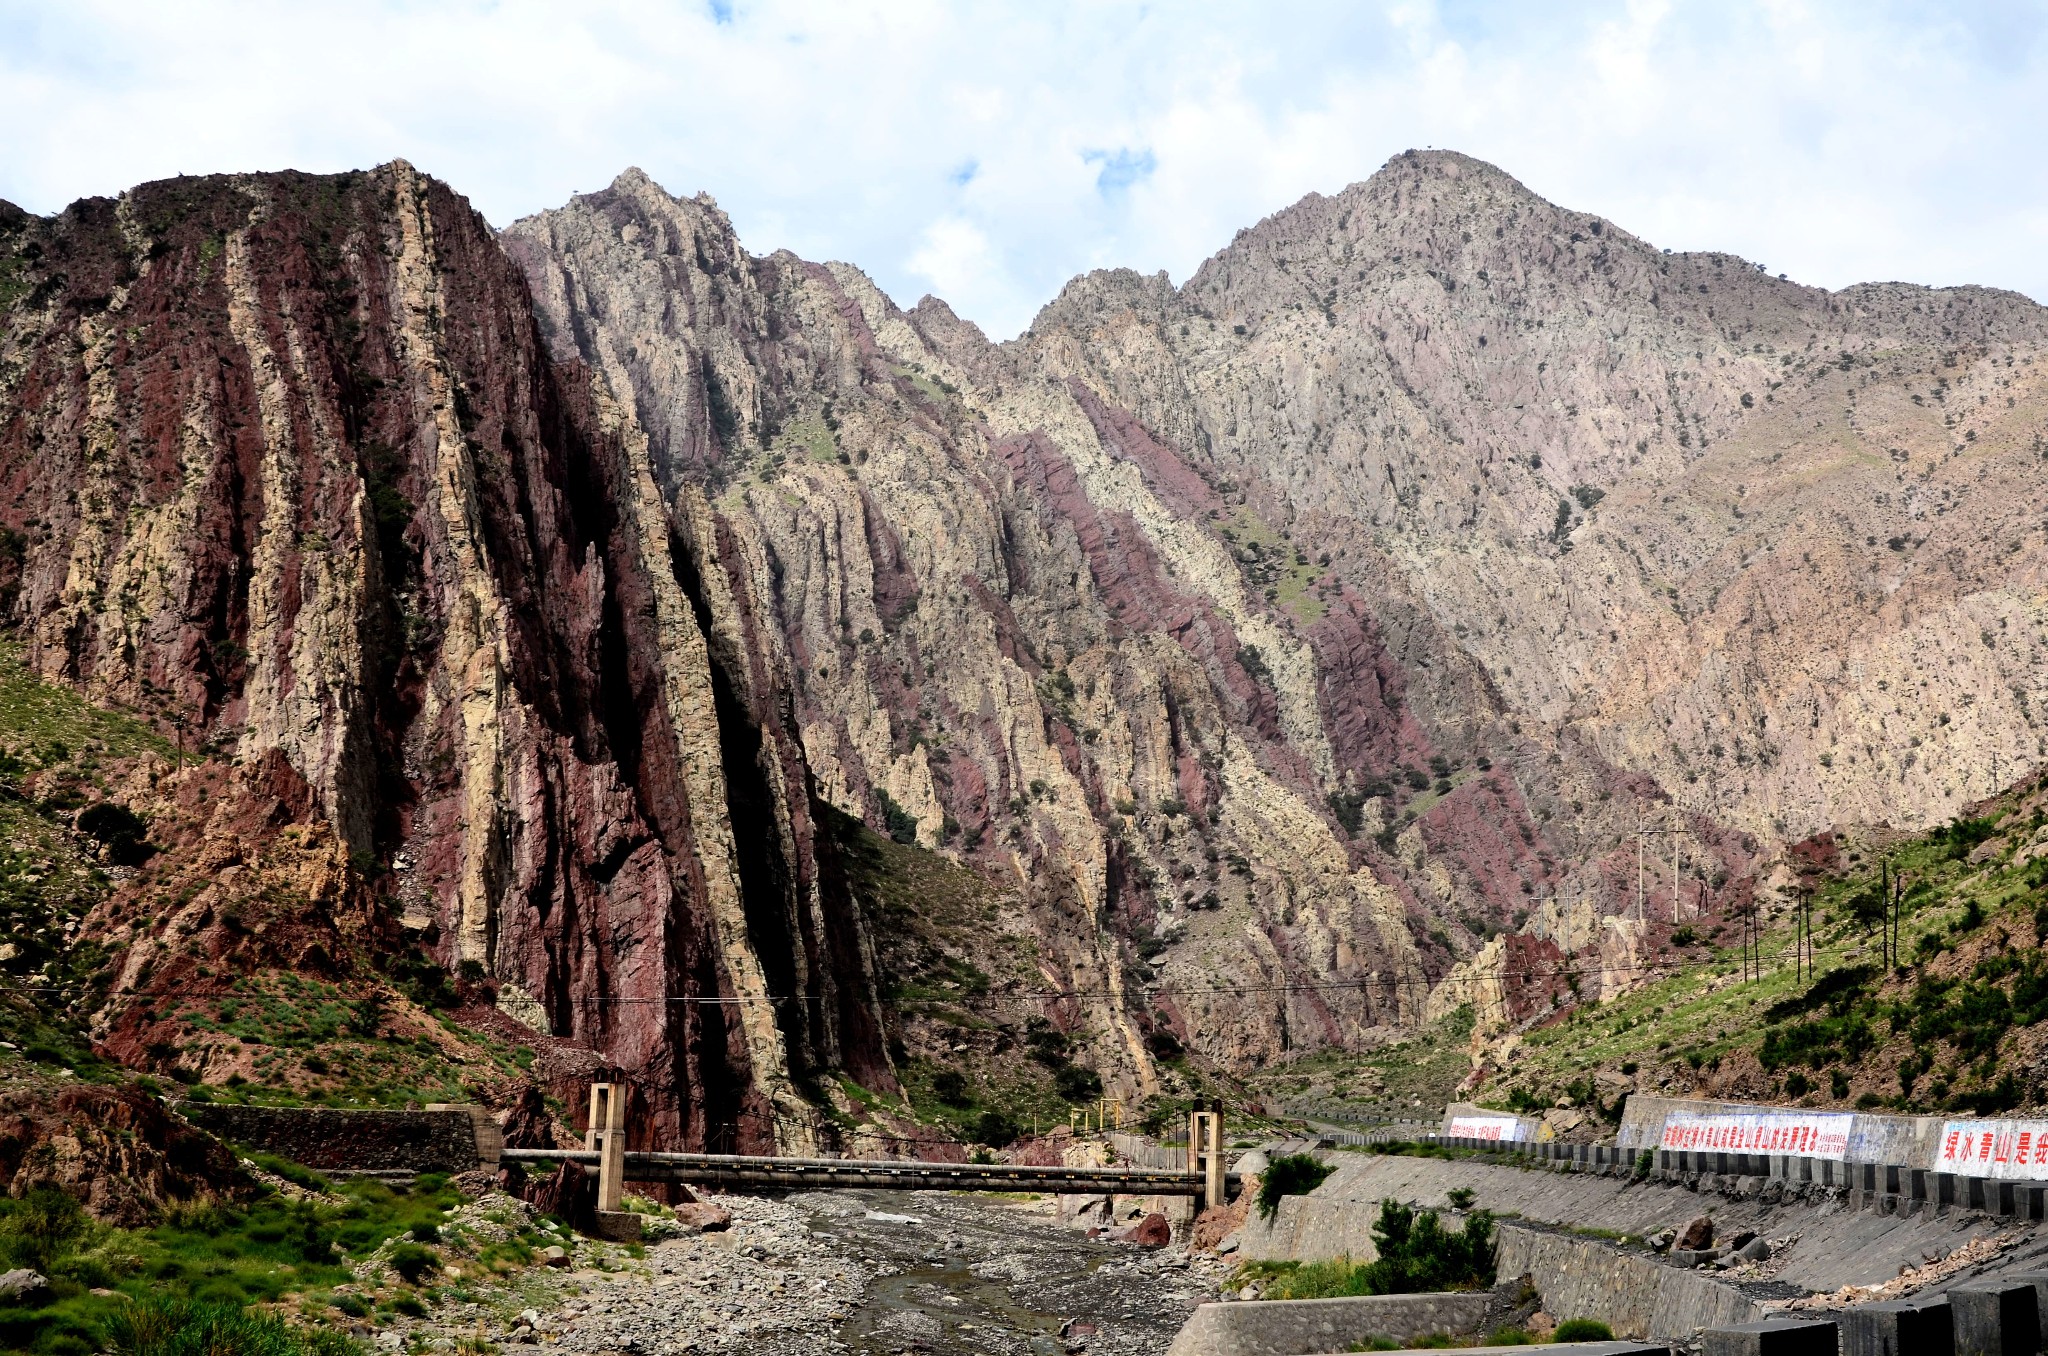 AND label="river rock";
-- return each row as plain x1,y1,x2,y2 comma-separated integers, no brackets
672,1200,734,1233
1112,1212,1172,1248
1058,1193,1114,1229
